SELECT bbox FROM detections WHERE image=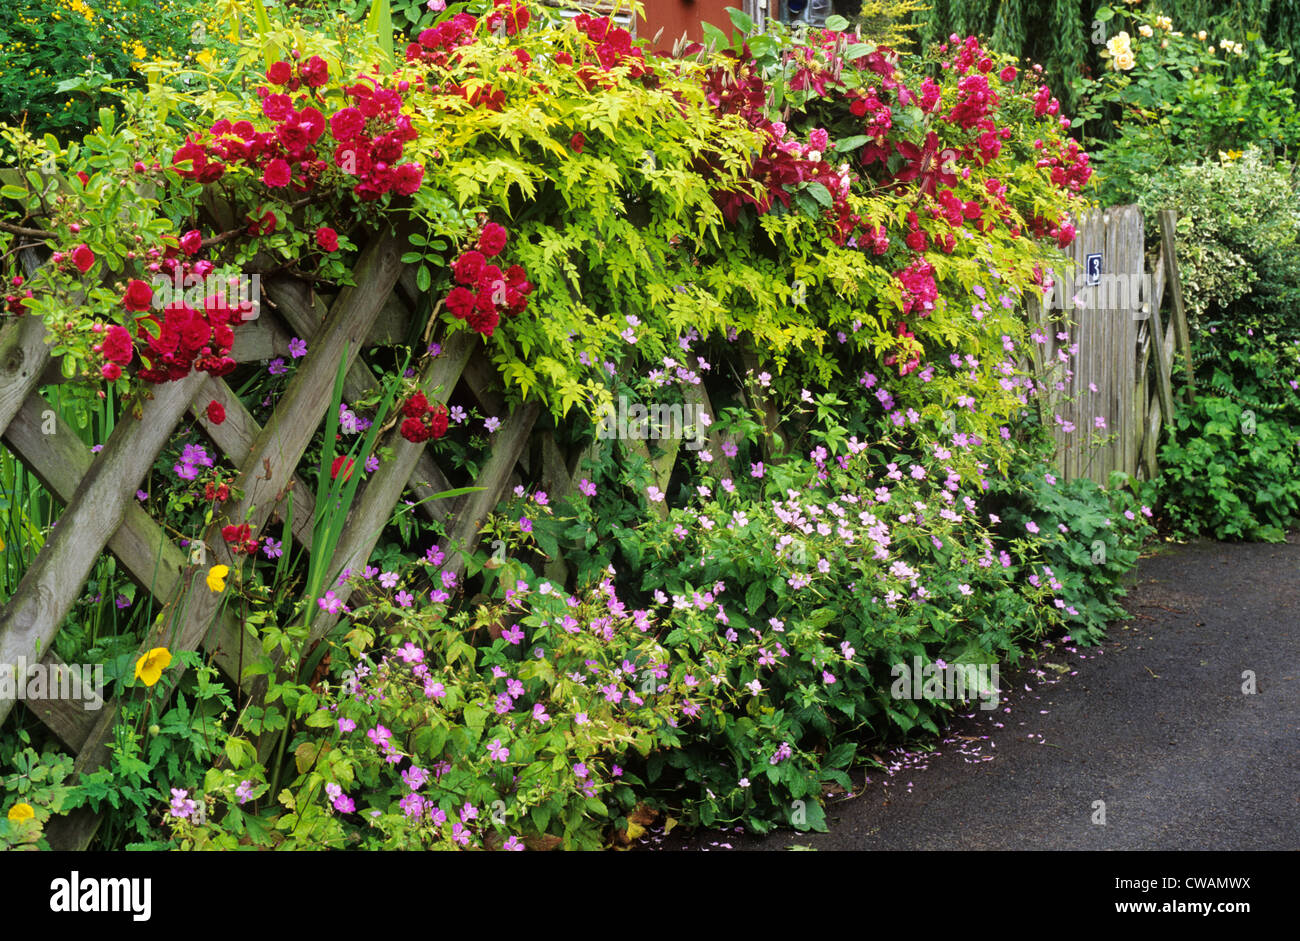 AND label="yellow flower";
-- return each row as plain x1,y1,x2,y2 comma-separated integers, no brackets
1138,24,1153,37
206,564,229,592
7,803,35,822
1112,51,1136,71
134,648,172,687
132,41,147,59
